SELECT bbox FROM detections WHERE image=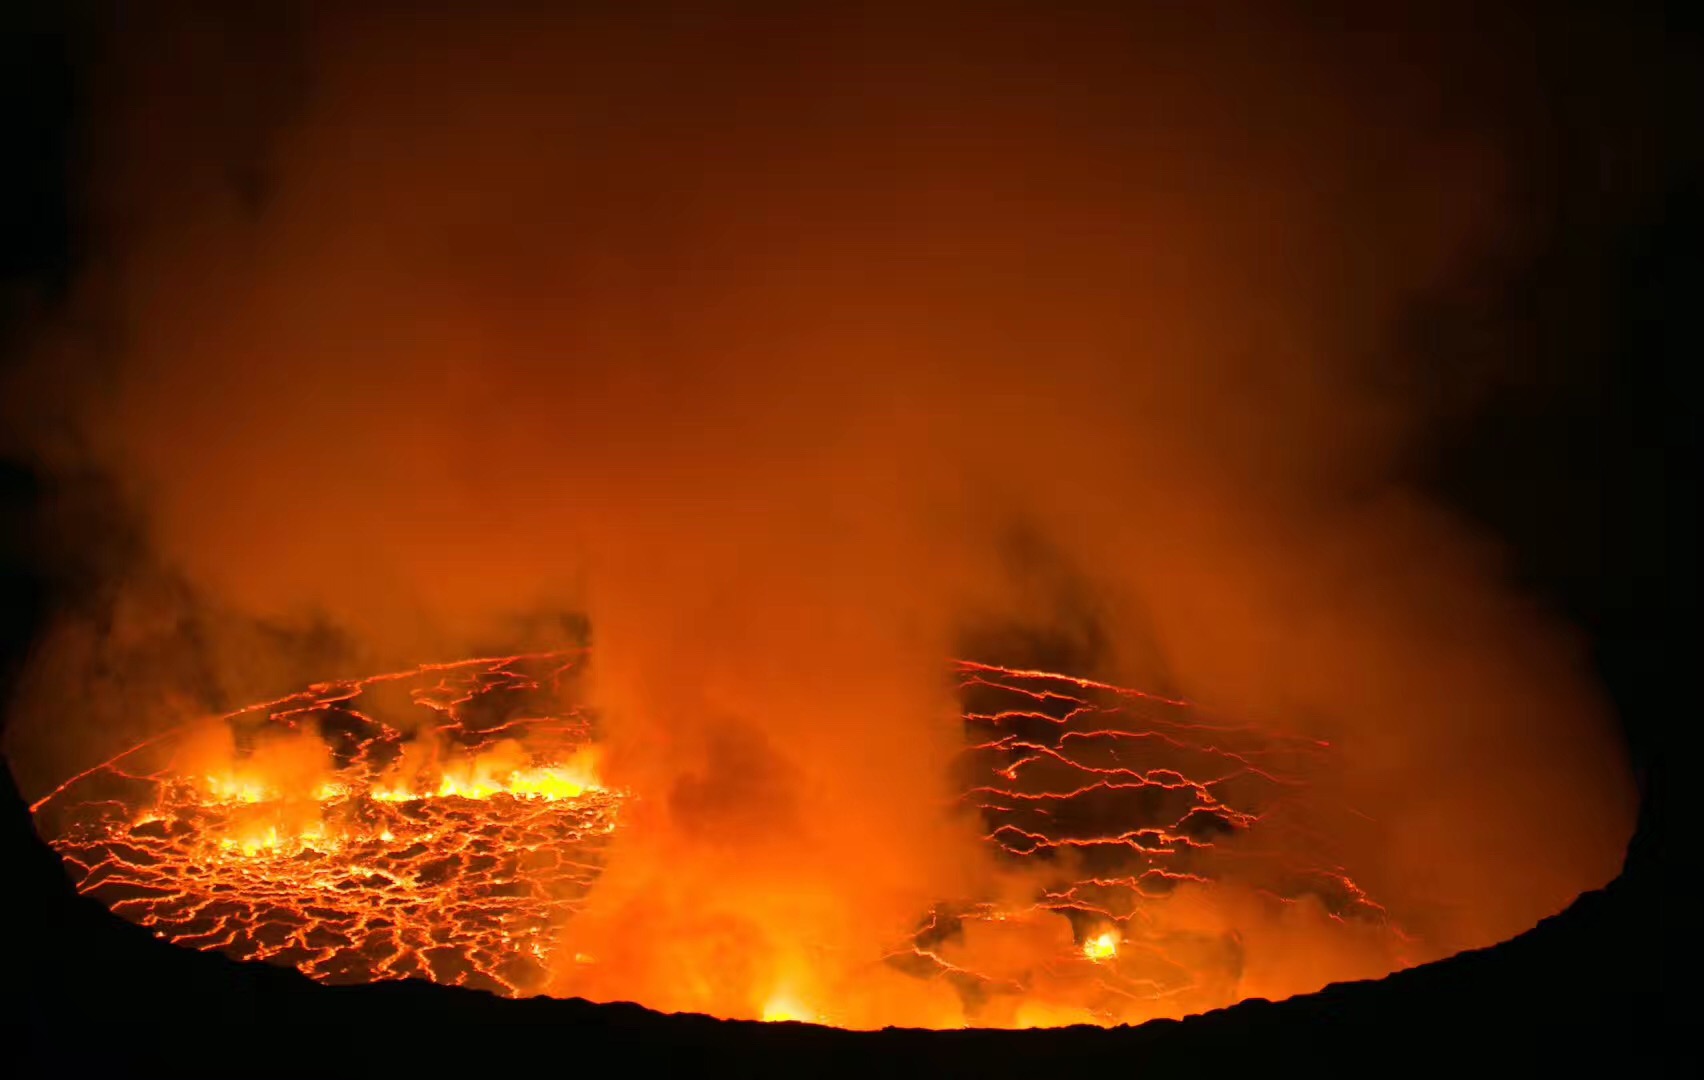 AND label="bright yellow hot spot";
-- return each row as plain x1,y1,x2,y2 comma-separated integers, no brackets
203,775,273,803
761,994,817,1024
502,767,592,799
374,766,597,803
222,825,282,857
1083,931,1120,962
